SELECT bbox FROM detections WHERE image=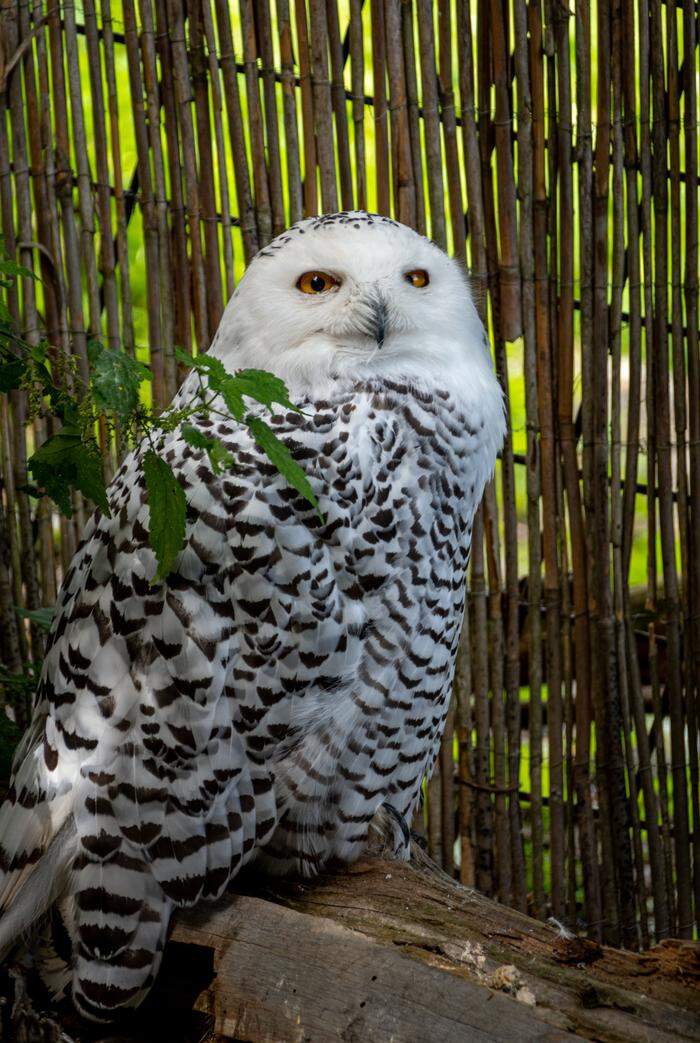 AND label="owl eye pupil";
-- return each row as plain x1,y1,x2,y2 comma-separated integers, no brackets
297,270,339,294
405,269,429,288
